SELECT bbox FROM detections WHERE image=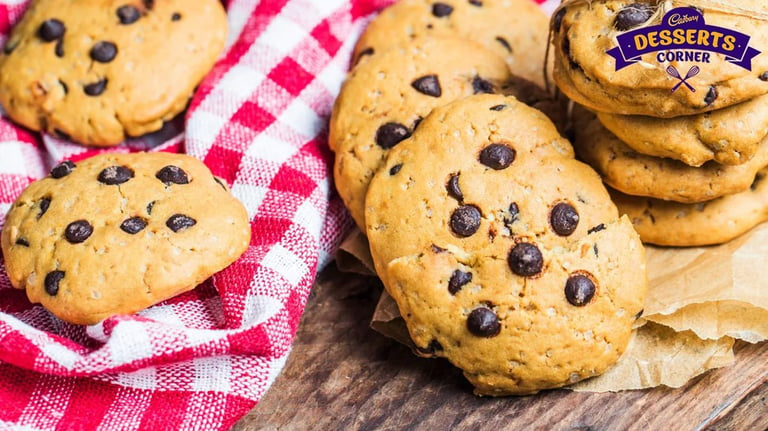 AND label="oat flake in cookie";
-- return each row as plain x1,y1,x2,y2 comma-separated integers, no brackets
0,153,251,325
366,95,647,395
0,0,227,146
